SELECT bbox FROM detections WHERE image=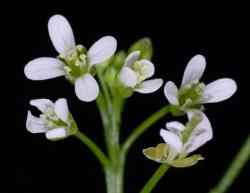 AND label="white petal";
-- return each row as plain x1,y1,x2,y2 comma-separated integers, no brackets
87,36,117,67
24,57,65,80
75,74,99,102
166,121,185,131
200,78,237,103
26,111,47,133
48,15,75,54
140,59,155,79
181,55,206,86
160,129,182,154
45,127,67,139
186,110,213,153
30,99,54,113
186,132,212,153
54,98,69,123
124,50,140,67
164,81,179,105
135,79,163,93
119,67,137,87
